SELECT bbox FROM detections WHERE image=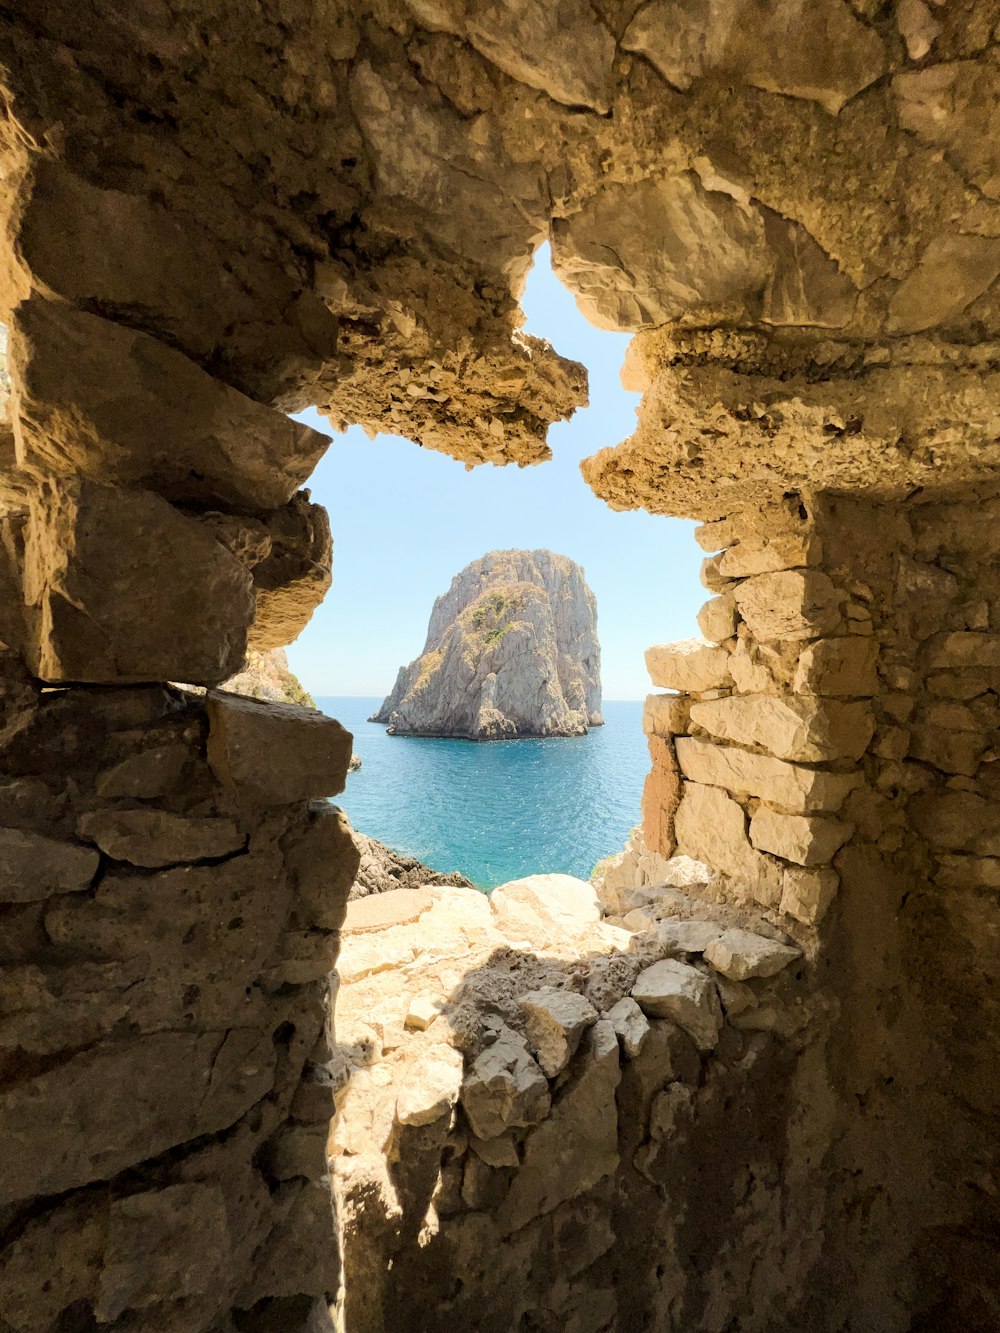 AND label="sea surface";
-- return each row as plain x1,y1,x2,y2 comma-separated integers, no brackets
316,696,649,890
